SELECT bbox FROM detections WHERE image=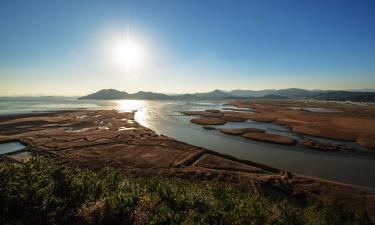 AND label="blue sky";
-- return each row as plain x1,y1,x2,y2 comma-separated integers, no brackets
0,0,374,96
